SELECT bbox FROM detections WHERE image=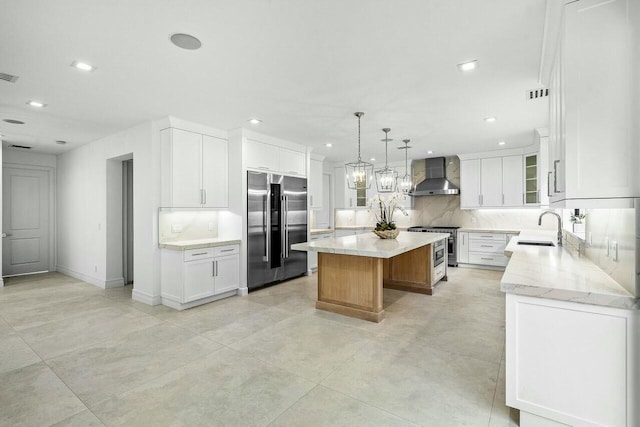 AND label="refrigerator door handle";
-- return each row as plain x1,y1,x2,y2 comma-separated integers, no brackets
263,192,270,262
281,195,287,259
285,195,290,258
